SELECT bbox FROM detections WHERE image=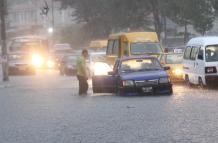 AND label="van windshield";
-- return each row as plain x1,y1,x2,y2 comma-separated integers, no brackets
206,45,218,62
131,42,163,55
